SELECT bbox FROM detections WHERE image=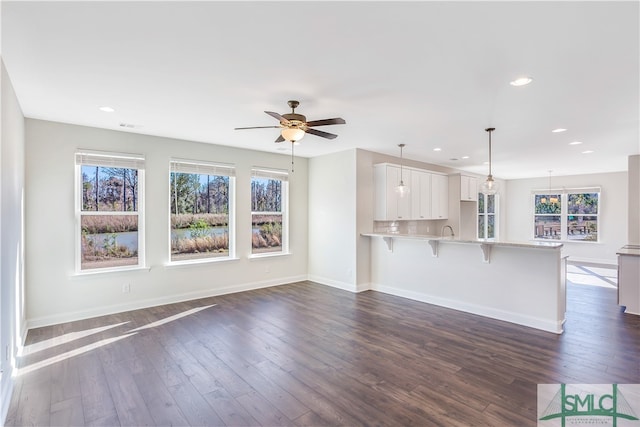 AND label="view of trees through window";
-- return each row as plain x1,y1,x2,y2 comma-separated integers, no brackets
534,194,562,240
251,177,284,254
170,172,230,262
534,192,598,241
478,193,496,239
80,165,140,270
